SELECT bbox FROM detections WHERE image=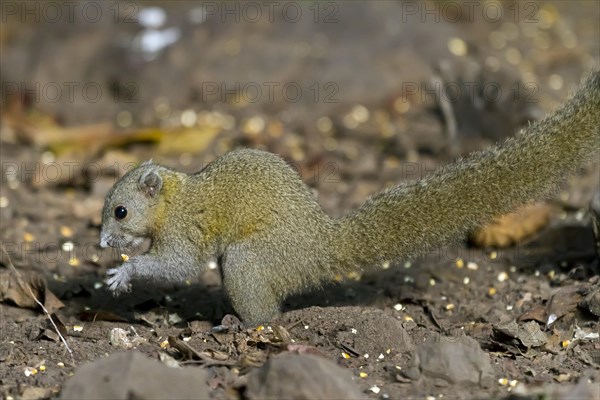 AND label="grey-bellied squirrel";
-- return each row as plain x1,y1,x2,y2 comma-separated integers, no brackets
100,70,600,324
